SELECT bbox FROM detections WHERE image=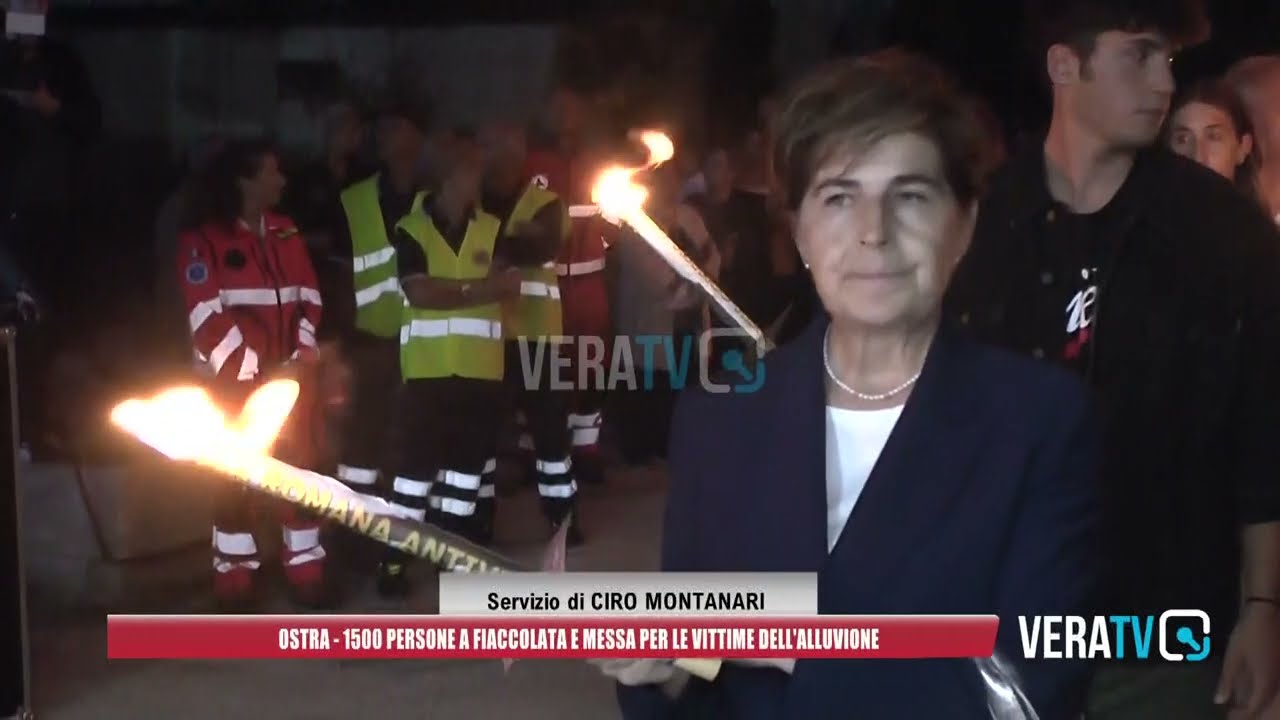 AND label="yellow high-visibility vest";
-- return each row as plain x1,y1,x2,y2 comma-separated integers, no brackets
396,193,504,380
493,184,567,342
340,175,401,338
